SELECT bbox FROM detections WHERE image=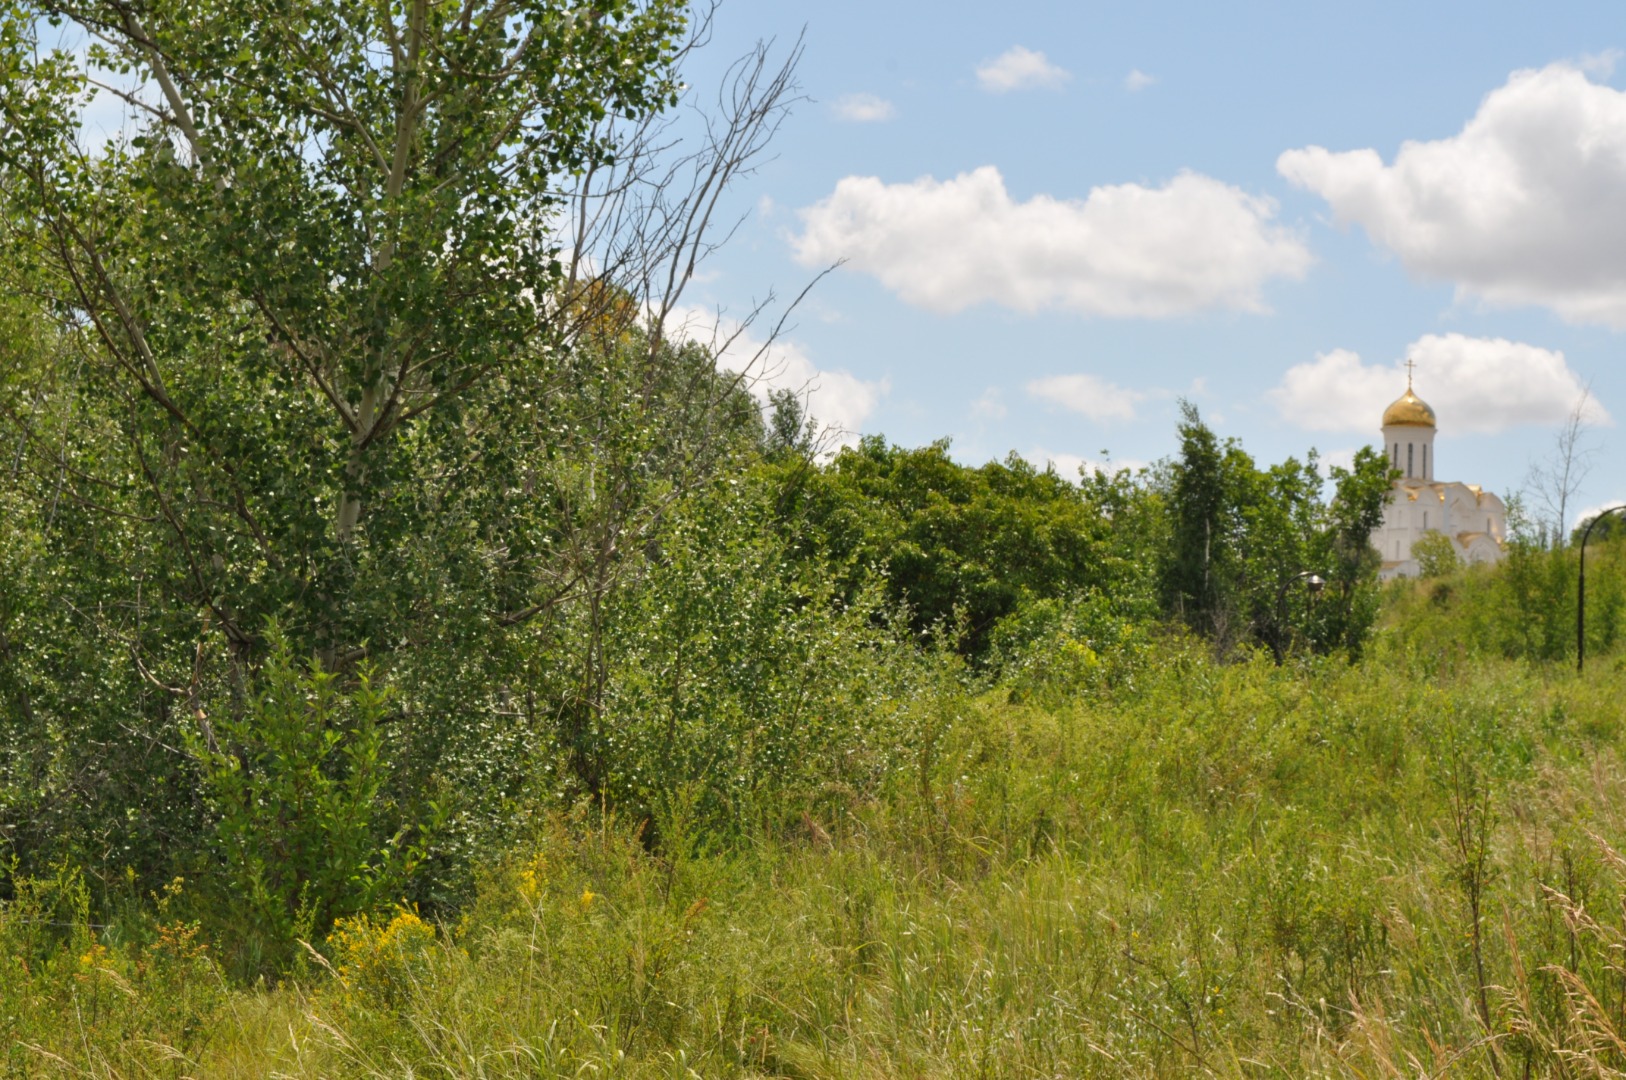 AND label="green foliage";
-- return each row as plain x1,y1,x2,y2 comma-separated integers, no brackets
763,387,816,460
1159,403,1391,660
1315,444,1394,655
595,473,956,841
987,592,1159,701
1573,508,1626,545
186,628,441,975
771,436,1138,659
1501,537,1579,662
1412,529,1462,578
1163,399,1254,638
1387,534,1626,665
13,641,1626,1075
0,0,704,909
